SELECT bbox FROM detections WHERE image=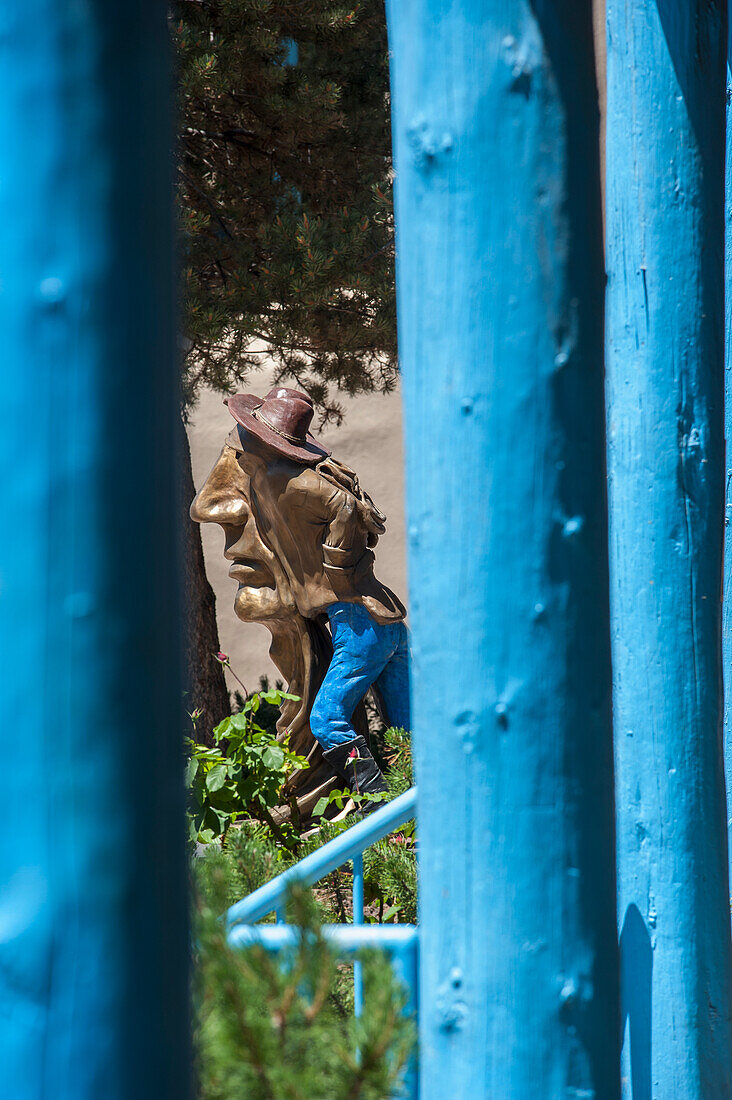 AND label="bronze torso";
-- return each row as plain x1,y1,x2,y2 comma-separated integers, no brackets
242,442,406,624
